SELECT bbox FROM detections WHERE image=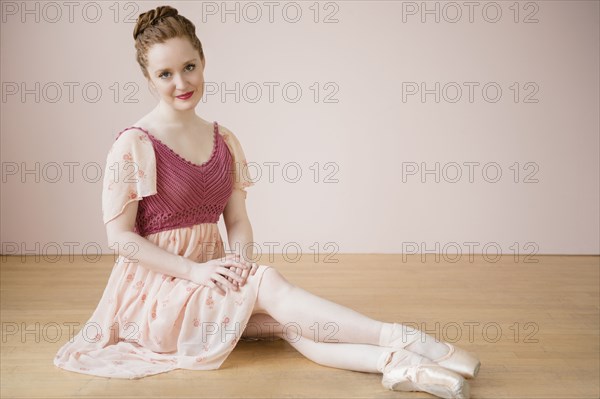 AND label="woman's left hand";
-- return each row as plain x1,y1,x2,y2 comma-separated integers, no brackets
222,254,258,288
